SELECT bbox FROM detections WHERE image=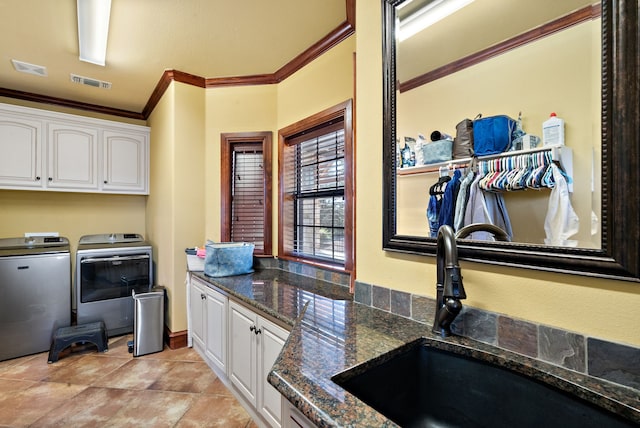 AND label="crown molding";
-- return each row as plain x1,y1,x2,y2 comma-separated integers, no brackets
0,86,144,120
